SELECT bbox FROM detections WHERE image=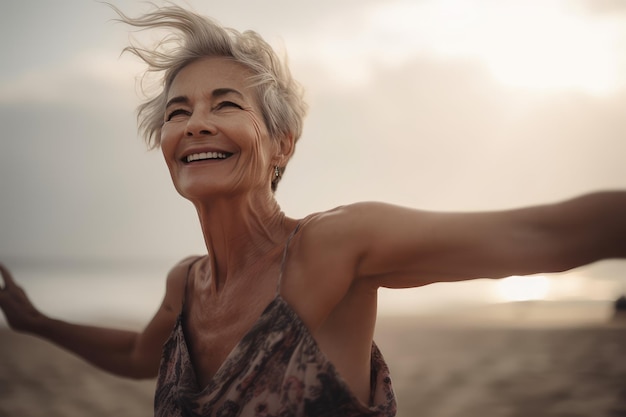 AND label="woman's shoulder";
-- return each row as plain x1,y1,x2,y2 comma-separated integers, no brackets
160,256,204,314
293,203,382,258
165,256,203,289
298,202,384,238
295,201,416,265
169,255,203,274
